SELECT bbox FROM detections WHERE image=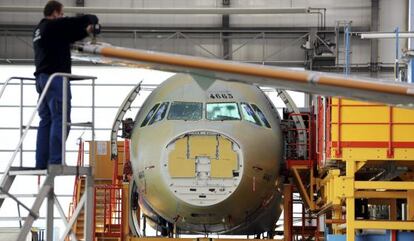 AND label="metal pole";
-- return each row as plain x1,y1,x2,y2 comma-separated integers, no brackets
84,174,94,241
335,22,339,67
395,27,400,81
361,32,414,39
262,32,265,65
219,32,223,58
370,0,379,77
283,184,293,241
133,31,137,49
322,97,326,165
344,24,351,76
91,78,95,165
62,76,68,166
46,178,54,241
4,30,7,59
92,78,95,142
85,77,95,241
16,202,22,228
19,78,23,167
